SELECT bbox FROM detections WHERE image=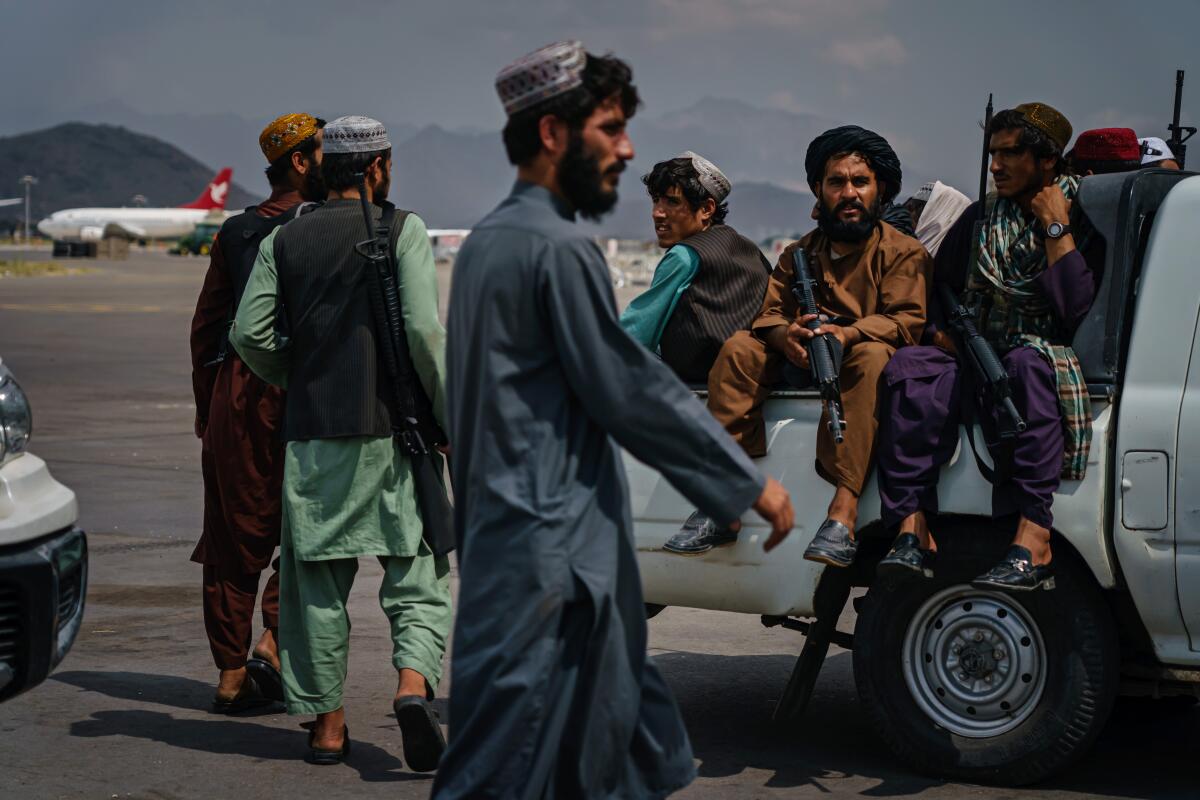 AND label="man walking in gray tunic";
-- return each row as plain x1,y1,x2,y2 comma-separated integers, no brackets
433,42,795,799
